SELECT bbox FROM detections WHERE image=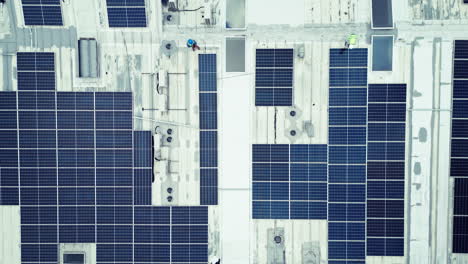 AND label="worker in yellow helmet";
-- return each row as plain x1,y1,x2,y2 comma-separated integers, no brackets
345,34,358,49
